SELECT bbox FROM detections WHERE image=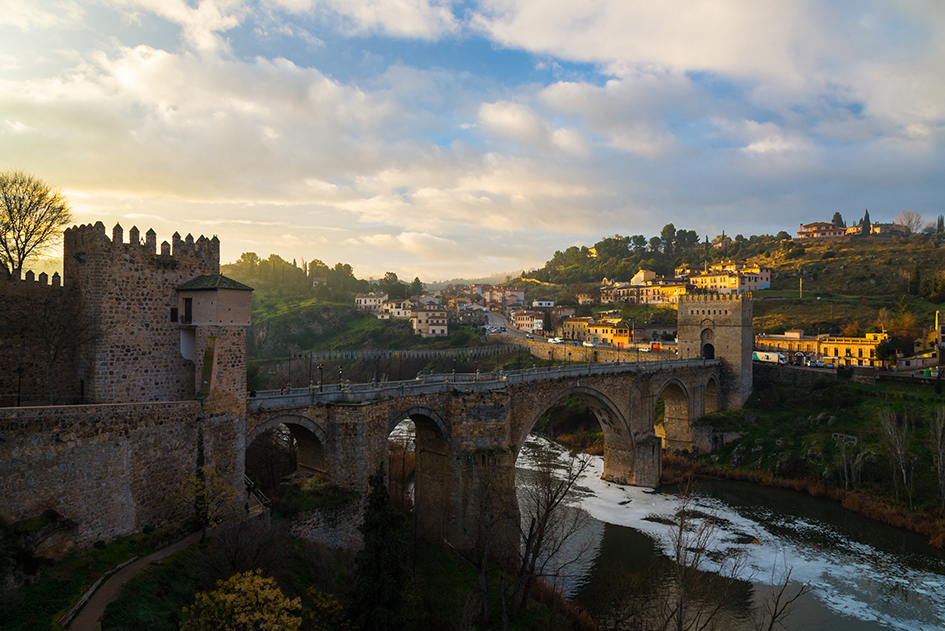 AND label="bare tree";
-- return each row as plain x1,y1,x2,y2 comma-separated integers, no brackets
24,288,100,404
895,209,922,235
931,408,945,514
657,490,748,631
0,170,72,279
245,424,297,491
174,466,240,541
0,286,100,404
445,453,515,626
208,518,287,579
509,443,594,617
879,409,914,509
751,554,811,631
